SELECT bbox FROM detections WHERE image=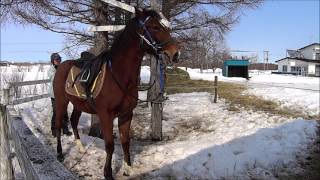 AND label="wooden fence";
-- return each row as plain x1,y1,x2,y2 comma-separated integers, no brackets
0,80,77,180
